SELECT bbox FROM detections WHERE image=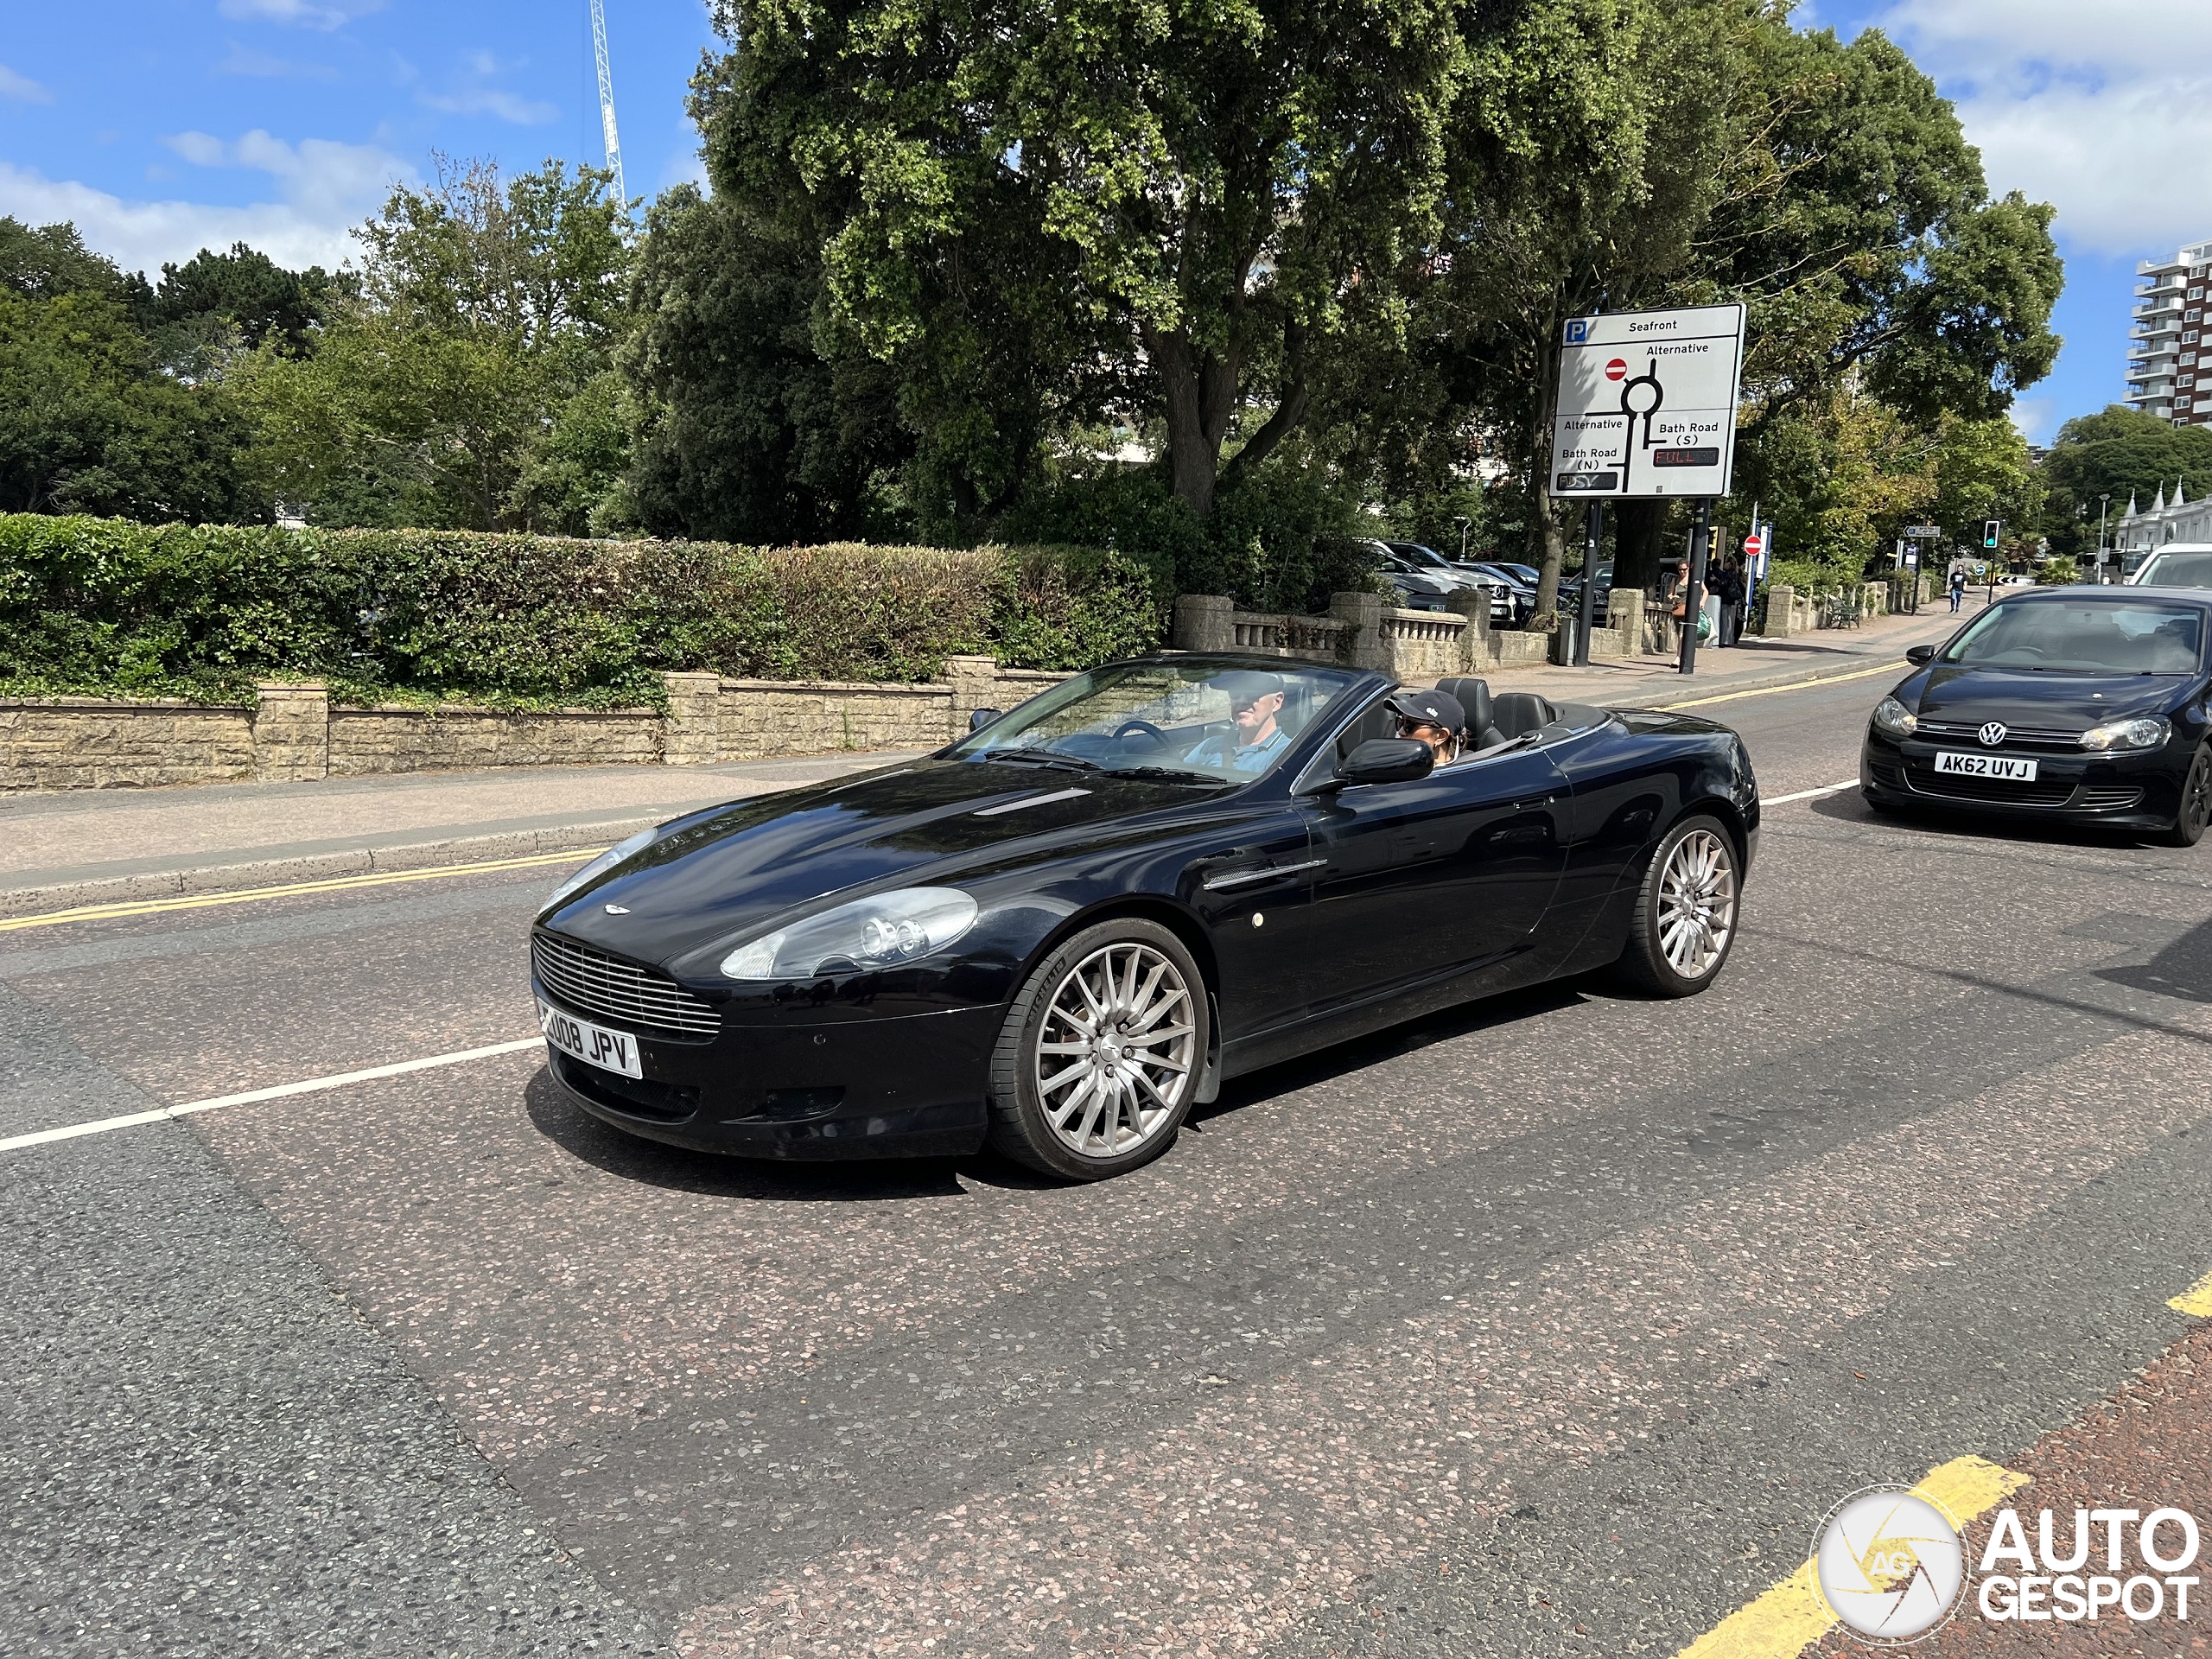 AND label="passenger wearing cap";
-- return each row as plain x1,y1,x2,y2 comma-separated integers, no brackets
1383,687,1467,766
1185,671,1291,772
